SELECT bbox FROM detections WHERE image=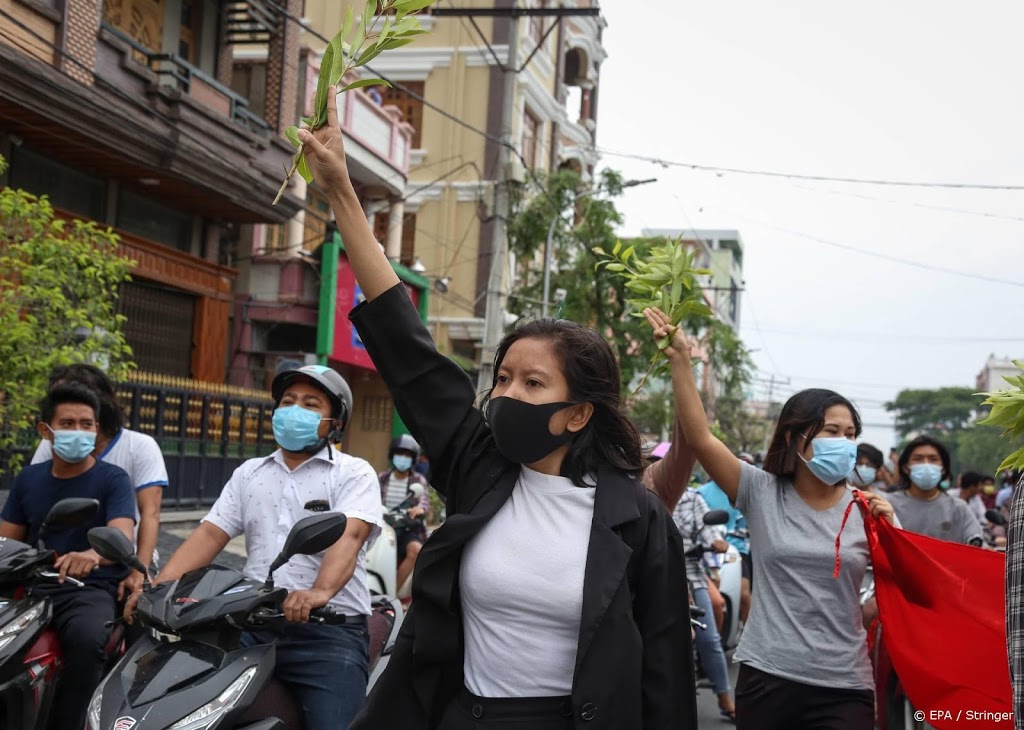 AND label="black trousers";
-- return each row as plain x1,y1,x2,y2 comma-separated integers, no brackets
437,687,575,730
40,583,115,730
735,663,874,730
